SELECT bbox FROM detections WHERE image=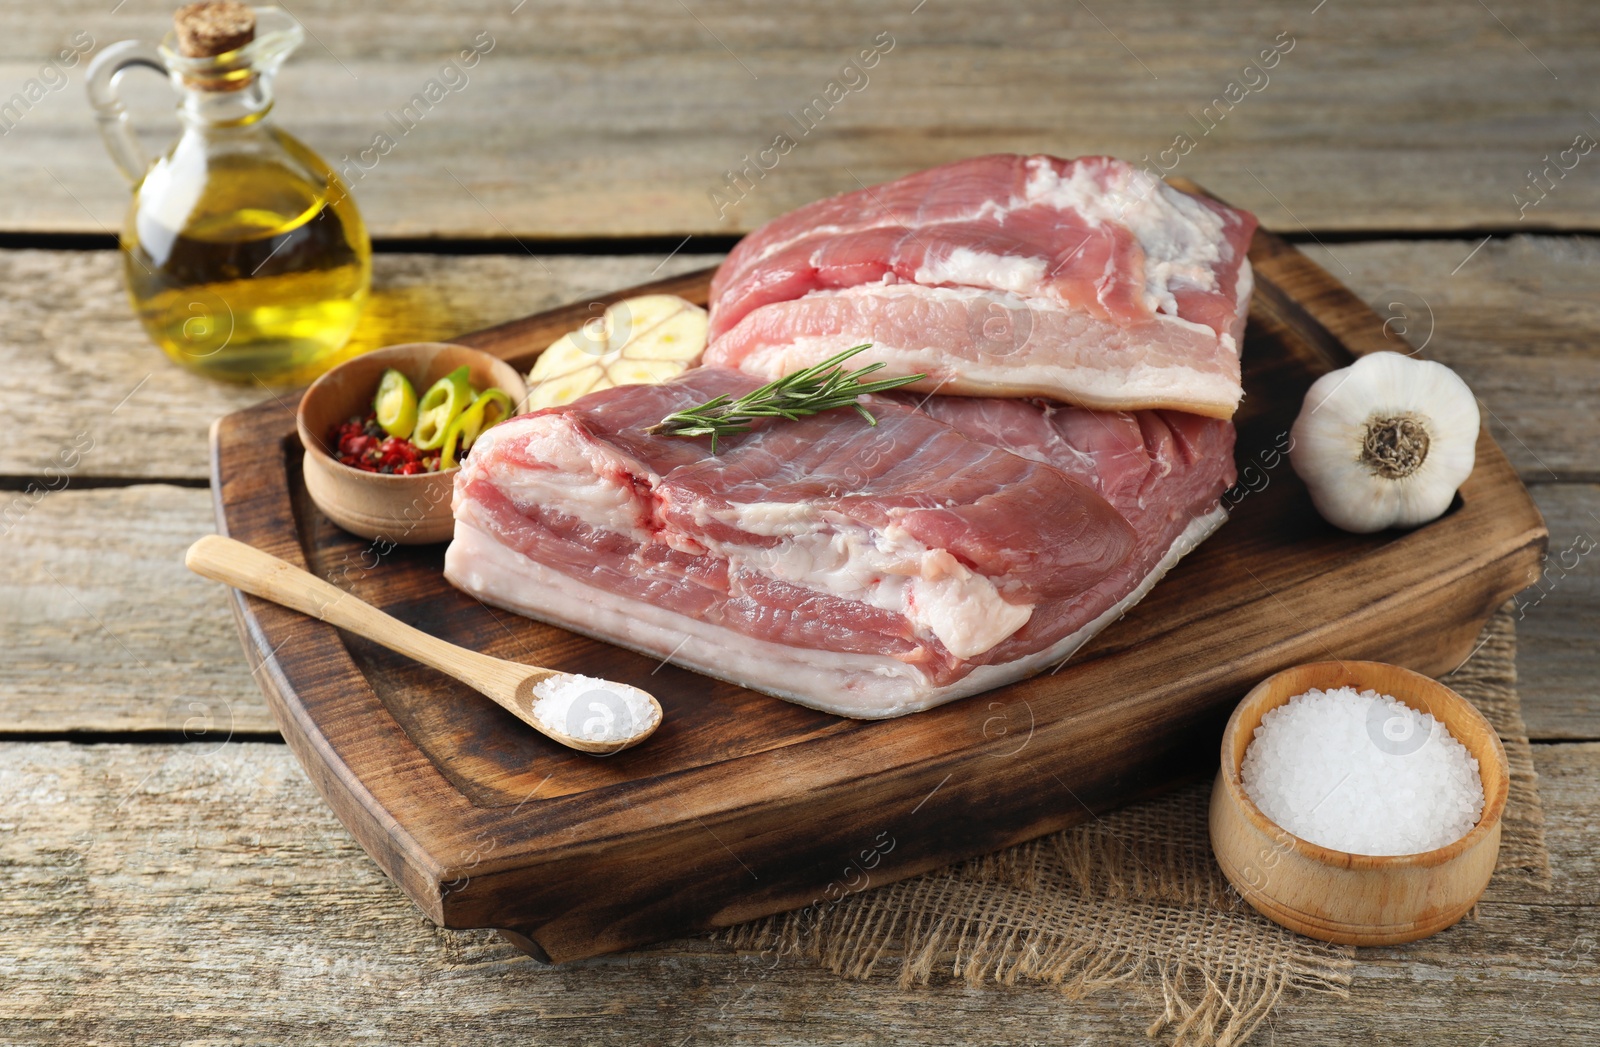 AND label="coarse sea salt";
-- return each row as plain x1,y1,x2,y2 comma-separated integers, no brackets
531,674,658,743
1240,686,1485,856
